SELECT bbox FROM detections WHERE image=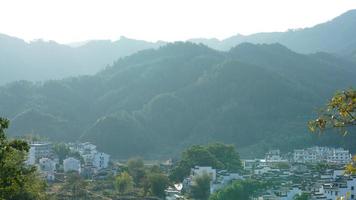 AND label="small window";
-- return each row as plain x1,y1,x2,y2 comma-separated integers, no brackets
352,186,354,190
351,194,354,199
